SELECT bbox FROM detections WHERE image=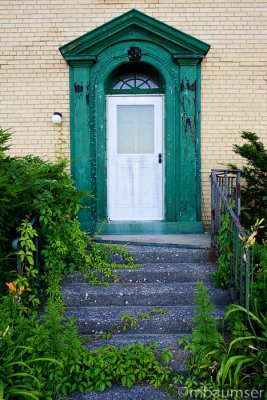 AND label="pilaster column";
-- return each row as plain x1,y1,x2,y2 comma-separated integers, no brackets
175,57,201,222
69,59,95,230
